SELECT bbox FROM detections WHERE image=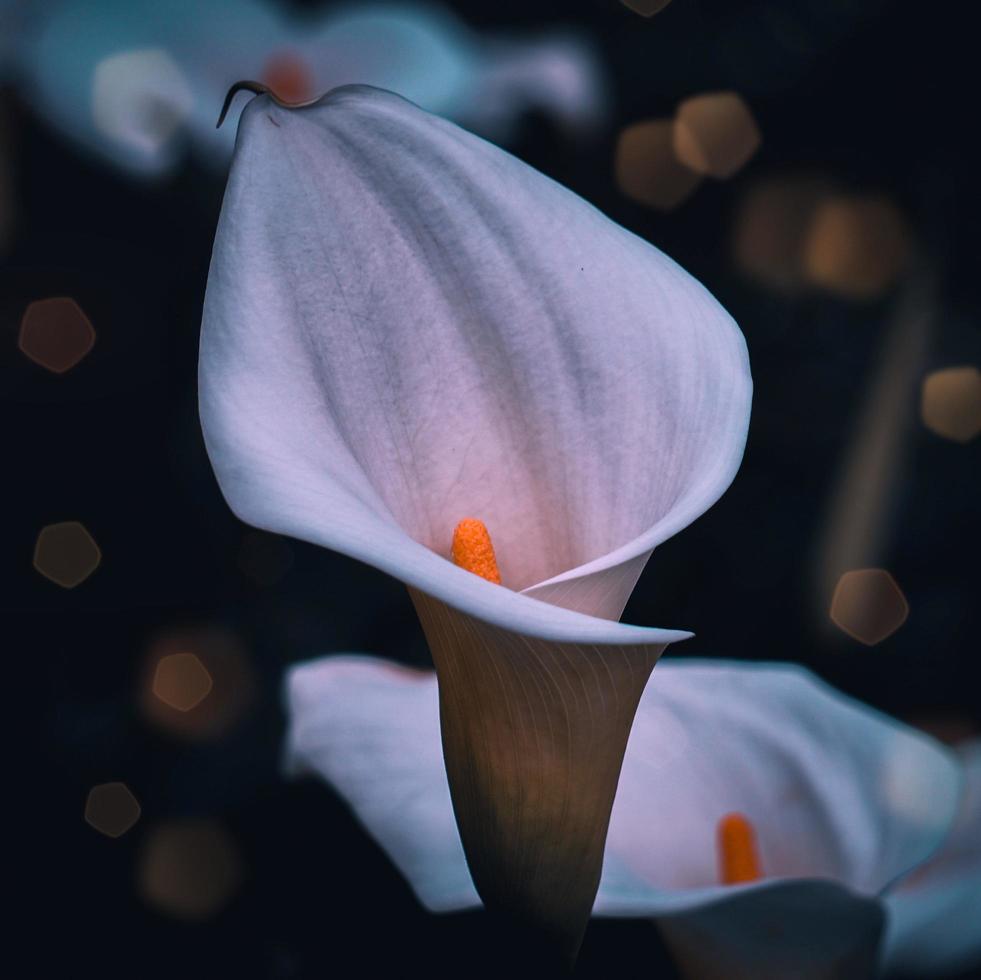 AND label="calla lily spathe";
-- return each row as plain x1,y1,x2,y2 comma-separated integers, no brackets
284,654,964,978
8,0,606,177
199,84,750,957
